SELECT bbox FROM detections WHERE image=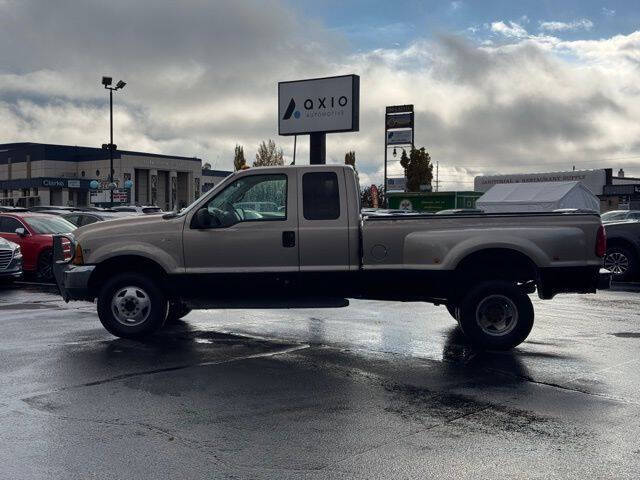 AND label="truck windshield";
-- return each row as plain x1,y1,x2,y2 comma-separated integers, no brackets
24,216,76,234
